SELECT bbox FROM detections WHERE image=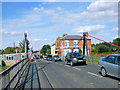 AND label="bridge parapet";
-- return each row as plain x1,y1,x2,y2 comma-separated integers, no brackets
0,58,30,89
